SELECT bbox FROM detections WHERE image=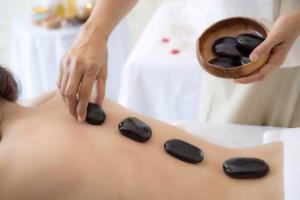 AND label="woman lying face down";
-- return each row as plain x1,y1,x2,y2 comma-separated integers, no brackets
0,66,283,200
